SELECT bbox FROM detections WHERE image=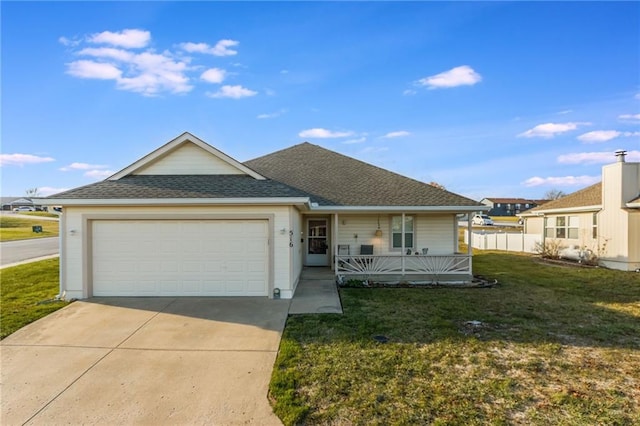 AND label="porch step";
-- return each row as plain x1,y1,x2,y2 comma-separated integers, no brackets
300,267,335,280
